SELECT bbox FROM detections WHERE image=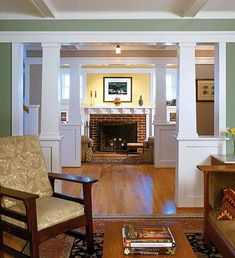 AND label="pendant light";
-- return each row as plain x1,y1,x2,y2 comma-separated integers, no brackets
115,45,121,54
